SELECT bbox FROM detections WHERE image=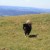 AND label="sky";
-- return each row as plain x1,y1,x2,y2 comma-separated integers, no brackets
0,0,50,9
